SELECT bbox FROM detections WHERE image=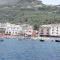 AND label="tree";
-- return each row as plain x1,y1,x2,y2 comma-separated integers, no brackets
33,24,39,30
